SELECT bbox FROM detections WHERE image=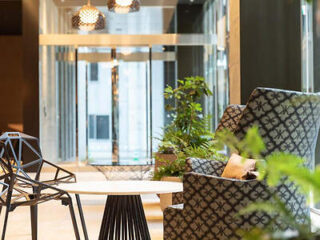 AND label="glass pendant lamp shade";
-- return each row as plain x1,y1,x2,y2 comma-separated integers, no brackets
116,0,133,6
107,0,140,14
72,0,105,31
